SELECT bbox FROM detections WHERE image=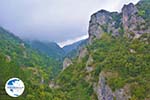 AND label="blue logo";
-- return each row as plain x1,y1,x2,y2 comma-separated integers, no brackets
5,78,25,97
